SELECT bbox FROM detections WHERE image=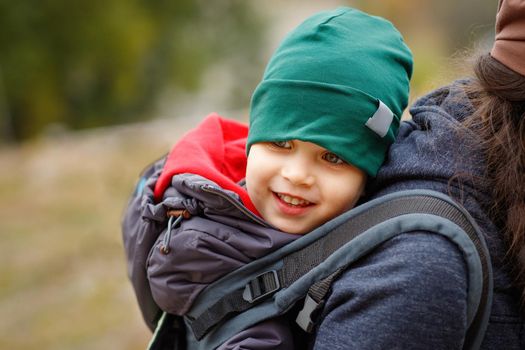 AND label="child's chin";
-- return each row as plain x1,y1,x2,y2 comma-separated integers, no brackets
274,222,310,235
